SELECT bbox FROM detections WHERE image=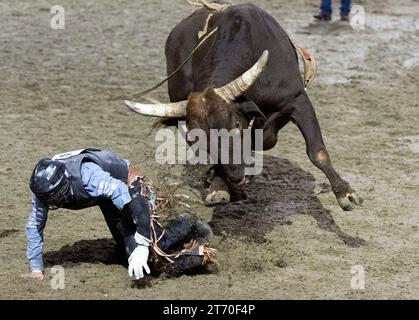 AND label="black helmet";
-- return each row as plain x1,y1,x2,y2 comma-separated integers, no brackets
29,158,71,209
